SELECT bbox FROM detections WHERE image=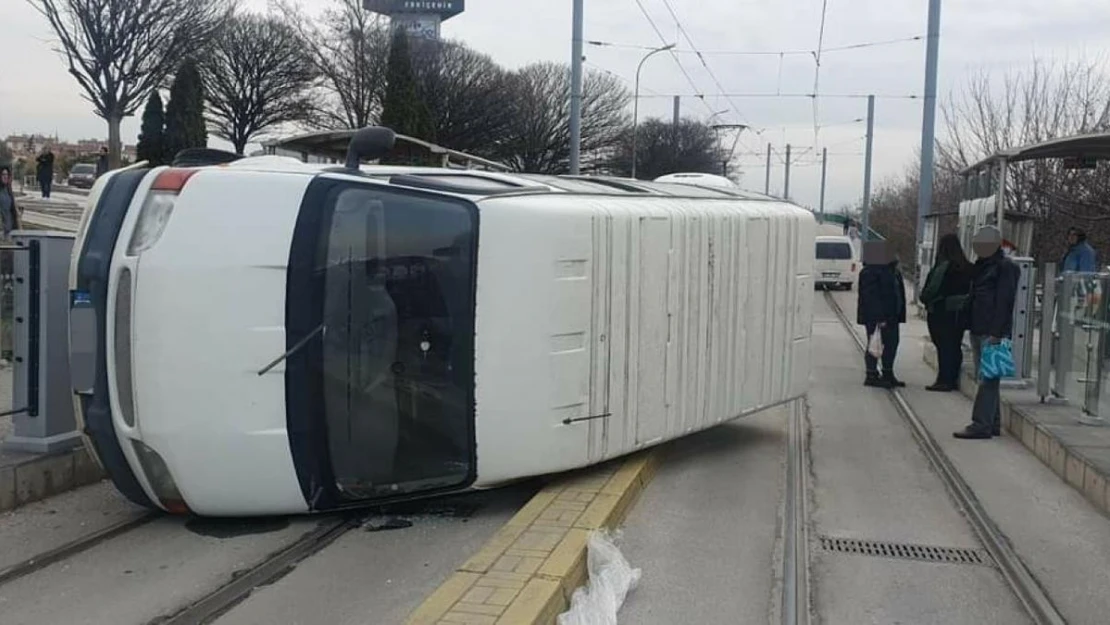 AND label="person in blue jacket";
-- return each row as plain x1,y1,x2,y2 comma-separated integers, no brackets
1061,227,1097,273
857,240,906,388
